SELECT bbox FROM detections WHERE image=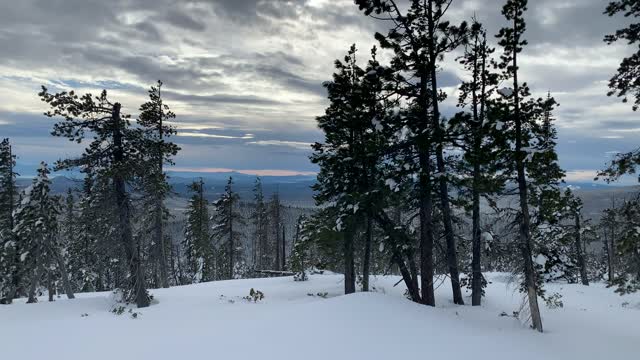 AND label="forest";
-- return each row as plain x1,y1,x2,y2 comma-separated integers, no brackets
1,0,640,345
